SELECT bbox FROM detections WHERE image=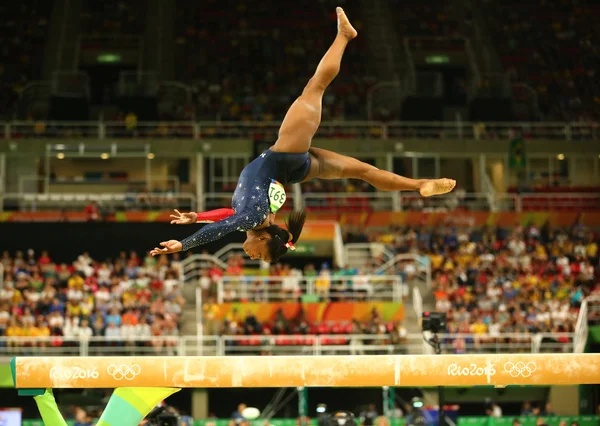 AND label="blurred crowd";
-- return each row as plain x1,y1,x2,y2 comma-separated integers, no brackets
0,0,51,118
346,220,599,340
0,249,184,353
175,0,374,122
485,0,600,121
1,219,598,354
